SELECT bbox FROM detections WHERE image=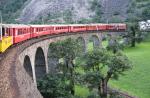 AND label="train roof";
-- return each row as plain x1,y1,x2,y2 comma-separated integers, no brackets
1,23,126,28
1,24,30,28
